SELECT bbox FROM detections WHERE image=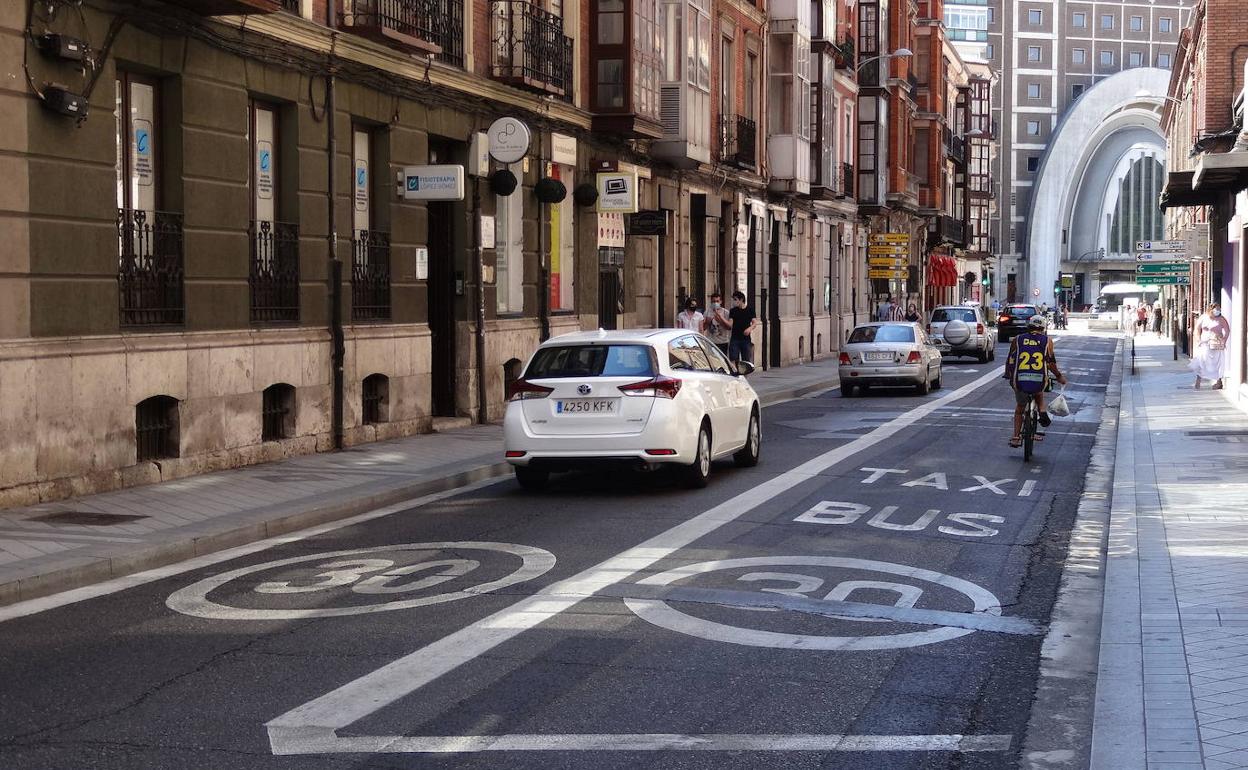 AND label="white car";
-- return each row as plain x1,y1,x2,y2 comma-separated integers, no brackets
838,322,943,397
504,329,762,490
927,305,995,362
